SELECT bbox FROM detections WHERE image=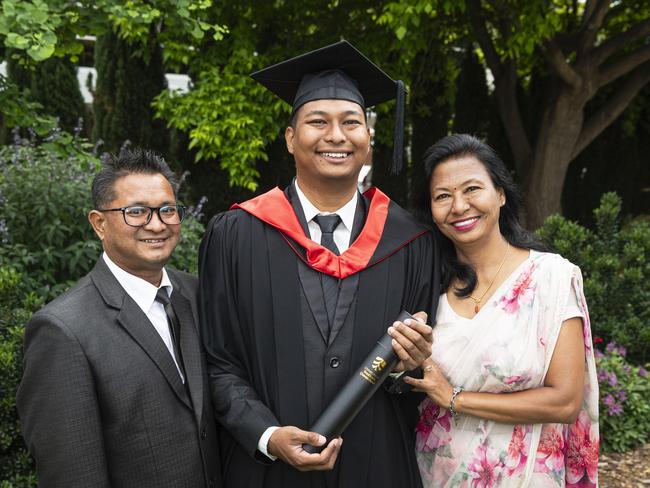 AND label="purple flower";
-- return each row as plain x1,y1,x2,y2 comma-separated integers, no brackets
605,342,626,356
608,372,618,387
639,367,648,378
603,394,616,407
607,404,623,416
597,368,608,382
615,389,627,403
594,350,604,359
